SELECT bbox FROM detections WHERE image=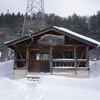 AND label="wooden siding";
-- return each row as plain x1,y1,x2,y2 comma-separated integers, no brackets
12,29,90,74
